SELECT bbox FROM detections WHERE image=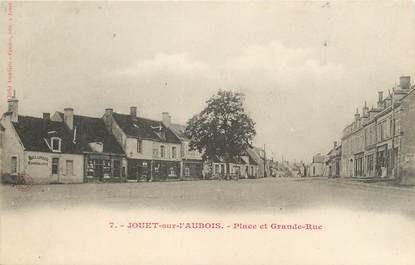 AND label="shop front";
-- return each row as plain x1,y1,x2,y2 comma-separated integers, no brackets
182,160,203,179
127,159,152,181
152,160,180,181
376,144,388,178
354,152,364,177
85,153,126,182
